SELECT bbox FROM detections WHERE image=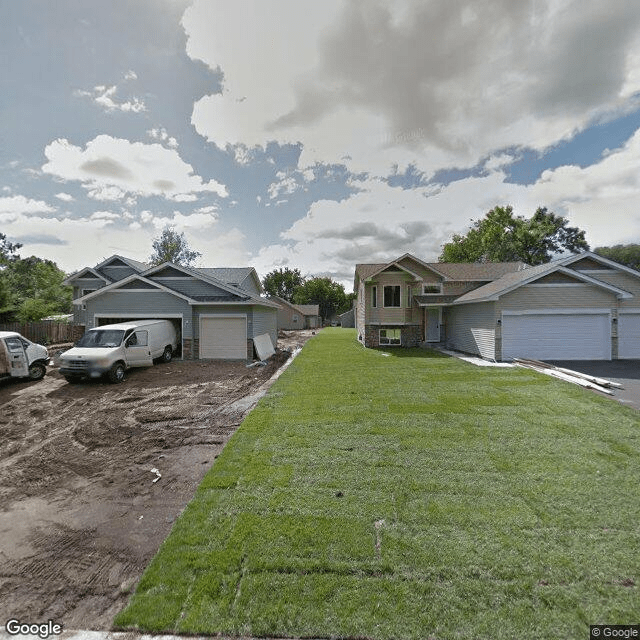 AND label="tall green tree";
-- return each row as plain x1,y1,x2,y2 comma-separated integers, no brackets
5,256,72,321
293,277,350,320
0,232,22,265
439,205,589,265
262,267,305,302
594,244,640,271
149,226,201,266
